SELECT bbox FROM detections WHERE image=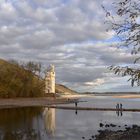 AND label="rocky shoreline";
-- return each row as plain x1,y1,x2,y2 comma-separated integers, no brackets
82,124,140,140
